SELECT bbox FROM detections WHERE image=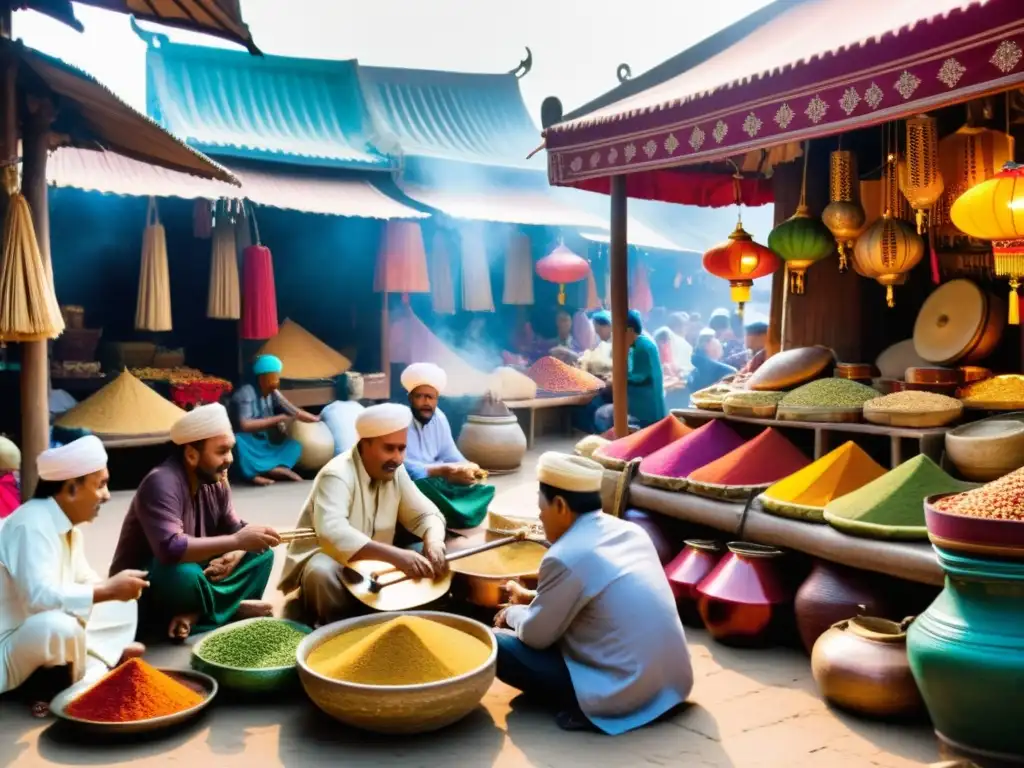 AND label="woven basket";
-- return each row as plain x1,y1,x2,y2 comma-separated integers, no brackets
592,448,628,471
687,480,772,501
758,493,827,523
637,471,689,492
690,397,724,411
